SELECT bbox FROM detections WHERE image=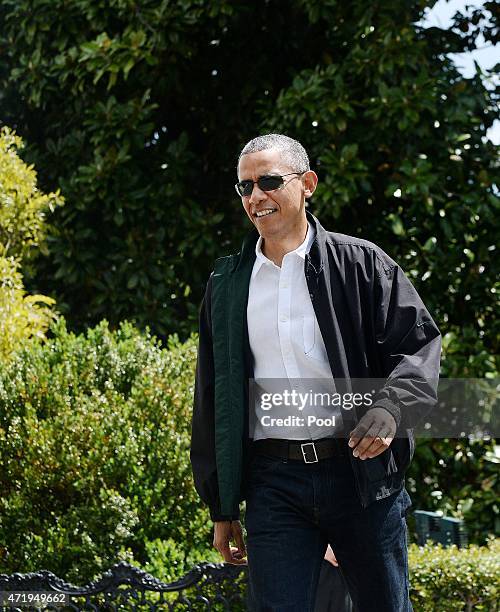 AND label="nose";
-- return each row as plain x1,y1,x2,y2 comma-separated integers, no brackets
248,182,267,206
